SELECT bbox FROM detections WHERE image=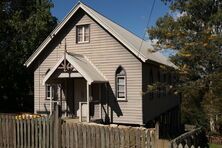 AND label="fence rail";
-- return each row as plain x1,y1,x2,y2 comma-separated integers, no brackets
0,112,156,148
